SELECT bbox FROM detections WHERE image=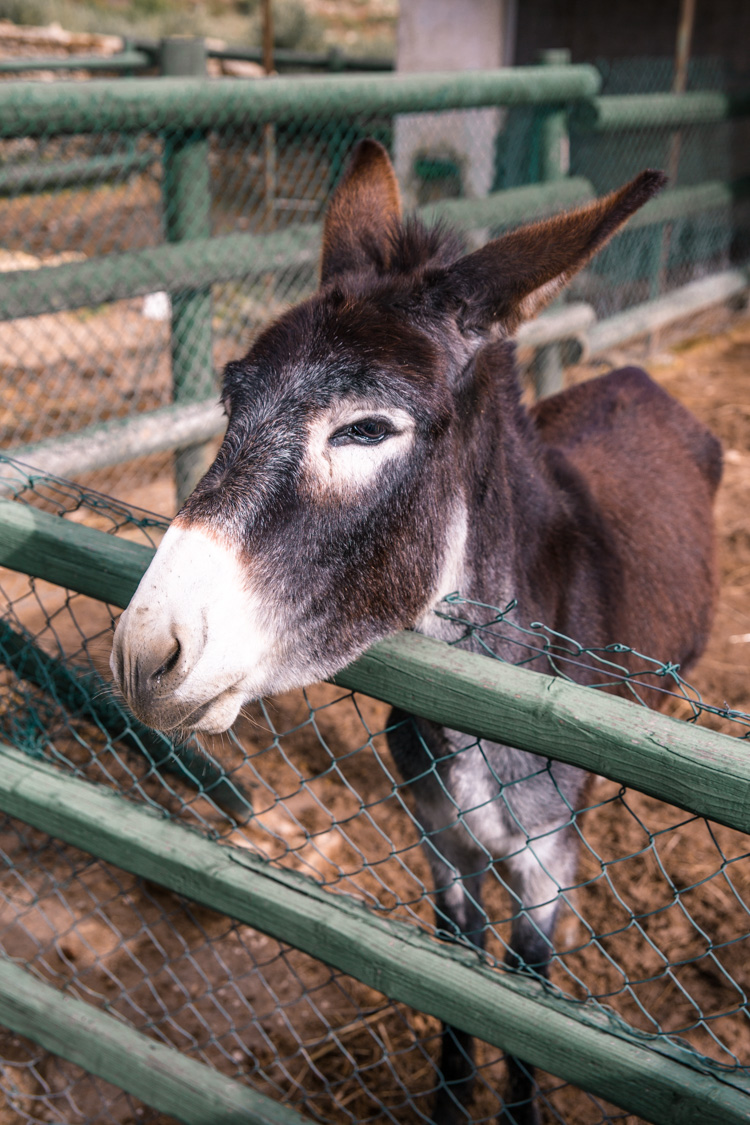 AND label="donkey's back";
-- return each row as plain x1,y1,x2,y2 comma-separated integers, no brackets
532,365,722,679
